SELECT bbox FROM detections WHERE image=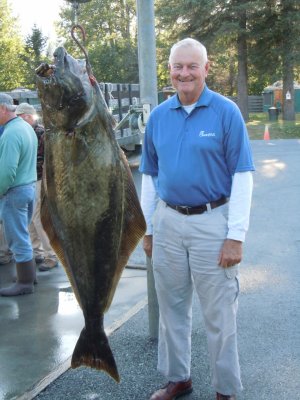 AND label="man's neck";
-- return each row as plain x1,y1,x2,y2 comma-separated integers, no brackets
178,85,205,106
3,112,17,125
